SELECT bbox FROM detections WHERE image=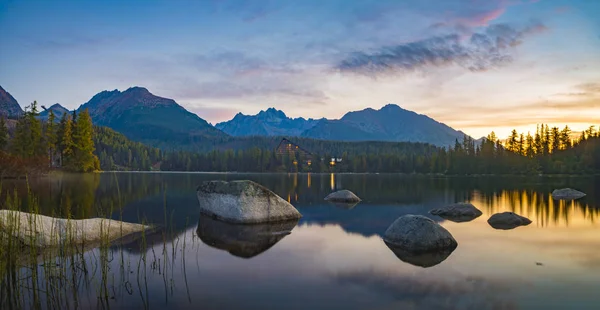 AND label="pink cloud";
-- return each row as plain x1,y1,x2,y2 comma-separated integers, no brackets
459,8,507,26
